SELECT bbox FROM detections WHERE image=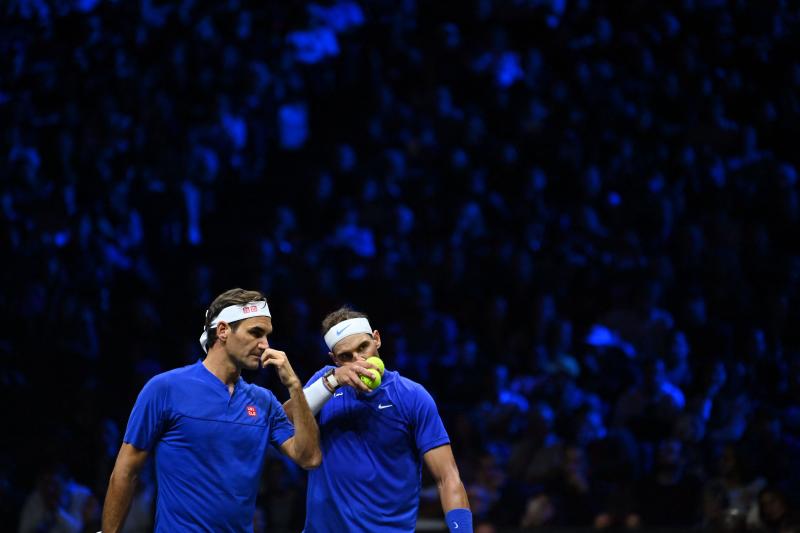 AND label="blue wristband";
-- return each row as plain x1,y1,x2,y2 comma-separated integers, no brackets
445,508,473,532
